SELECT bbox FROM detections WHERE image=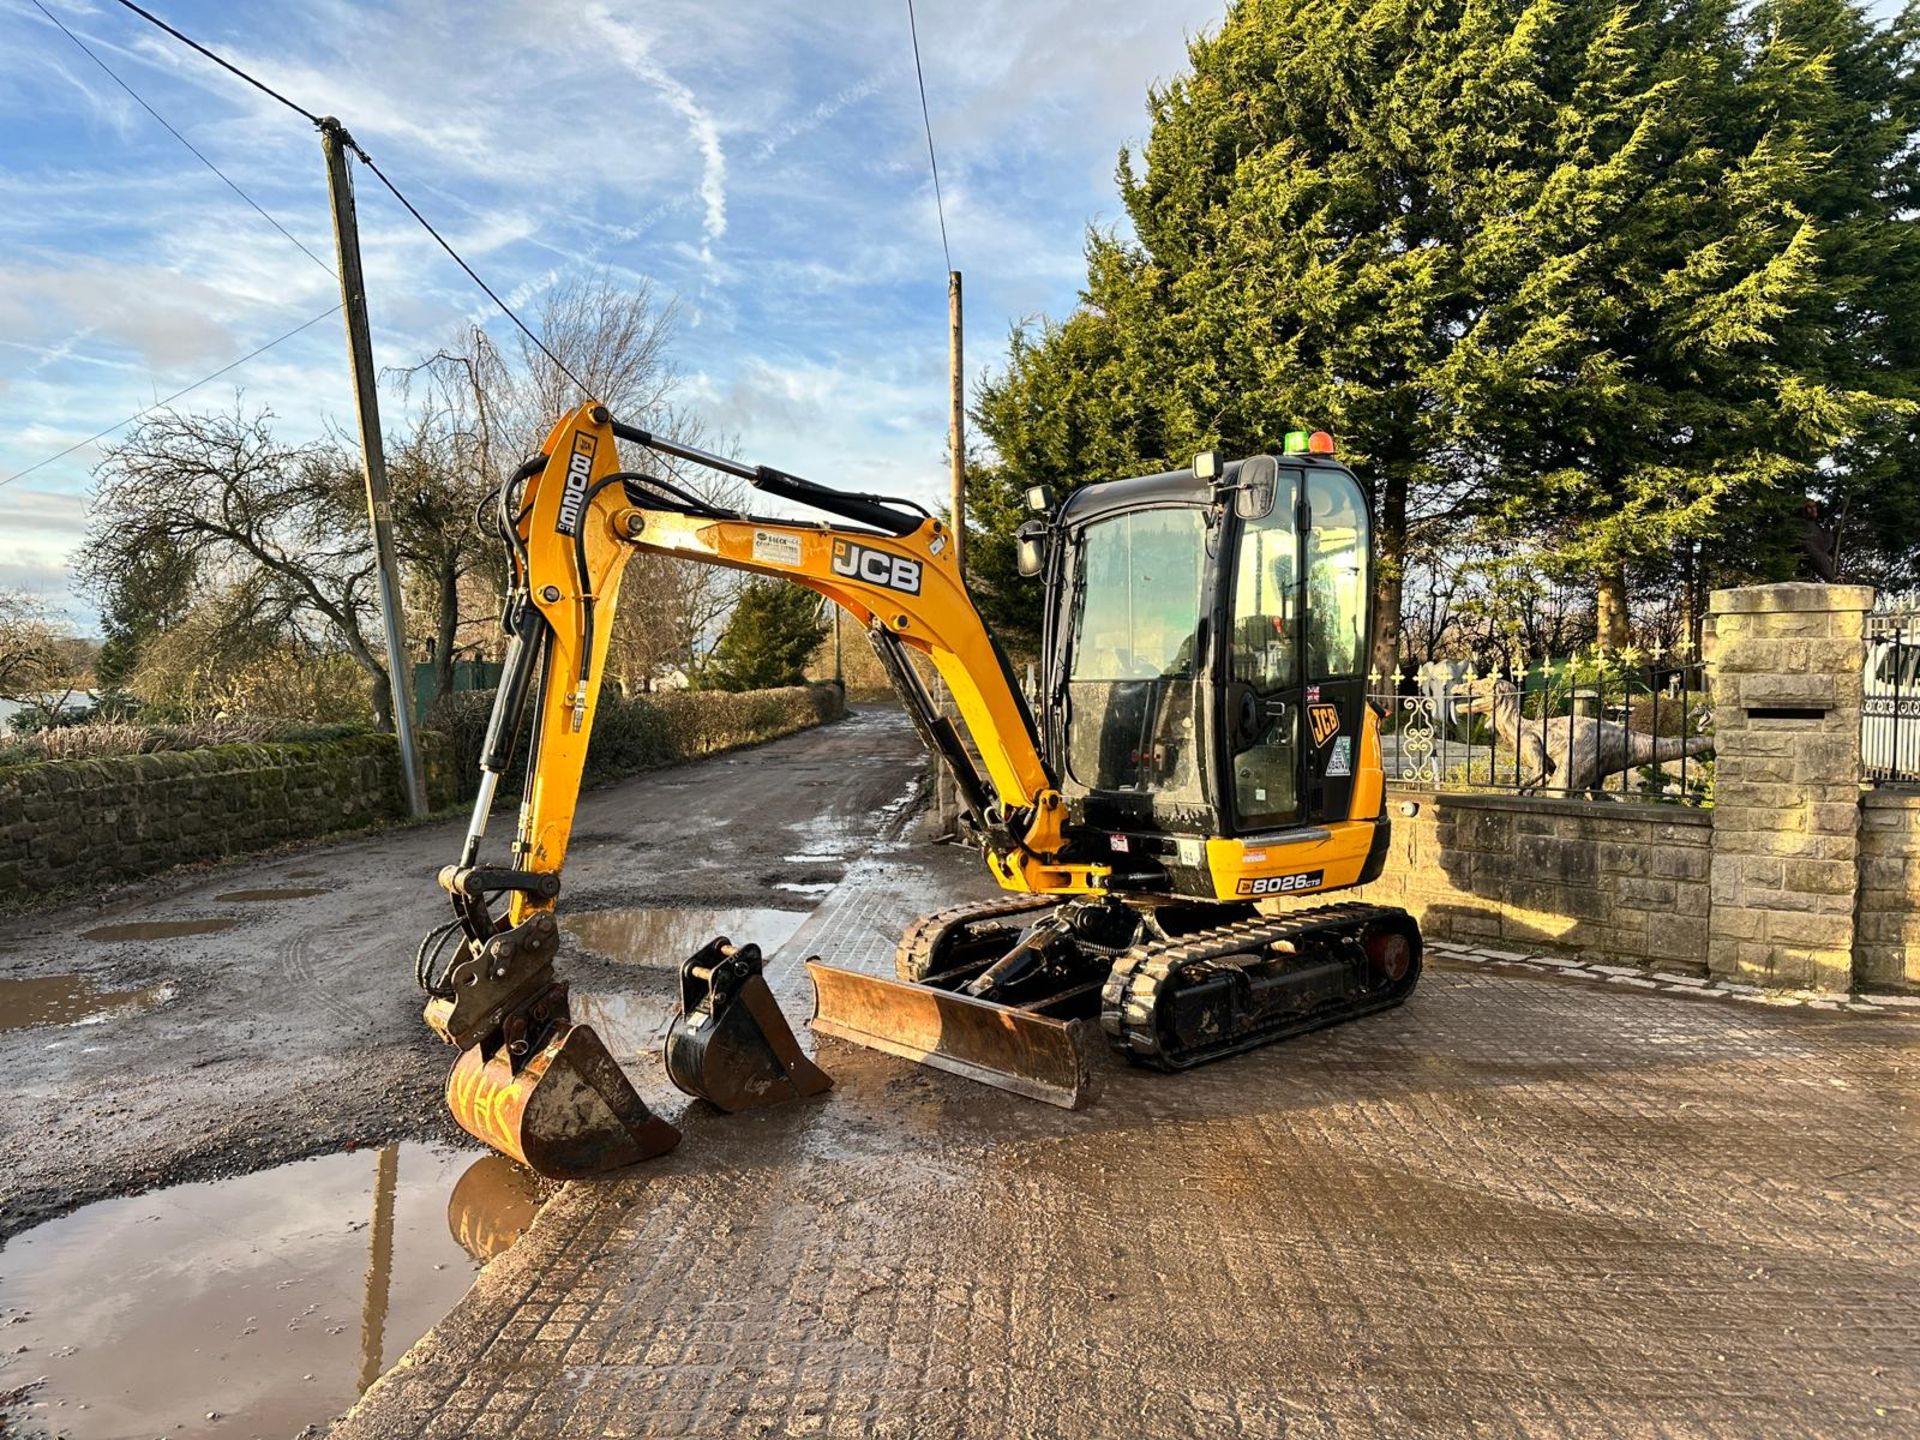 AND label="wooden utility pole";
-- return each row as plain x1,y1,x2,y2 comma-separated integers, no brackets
320,118,426,818
948,270,965,574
